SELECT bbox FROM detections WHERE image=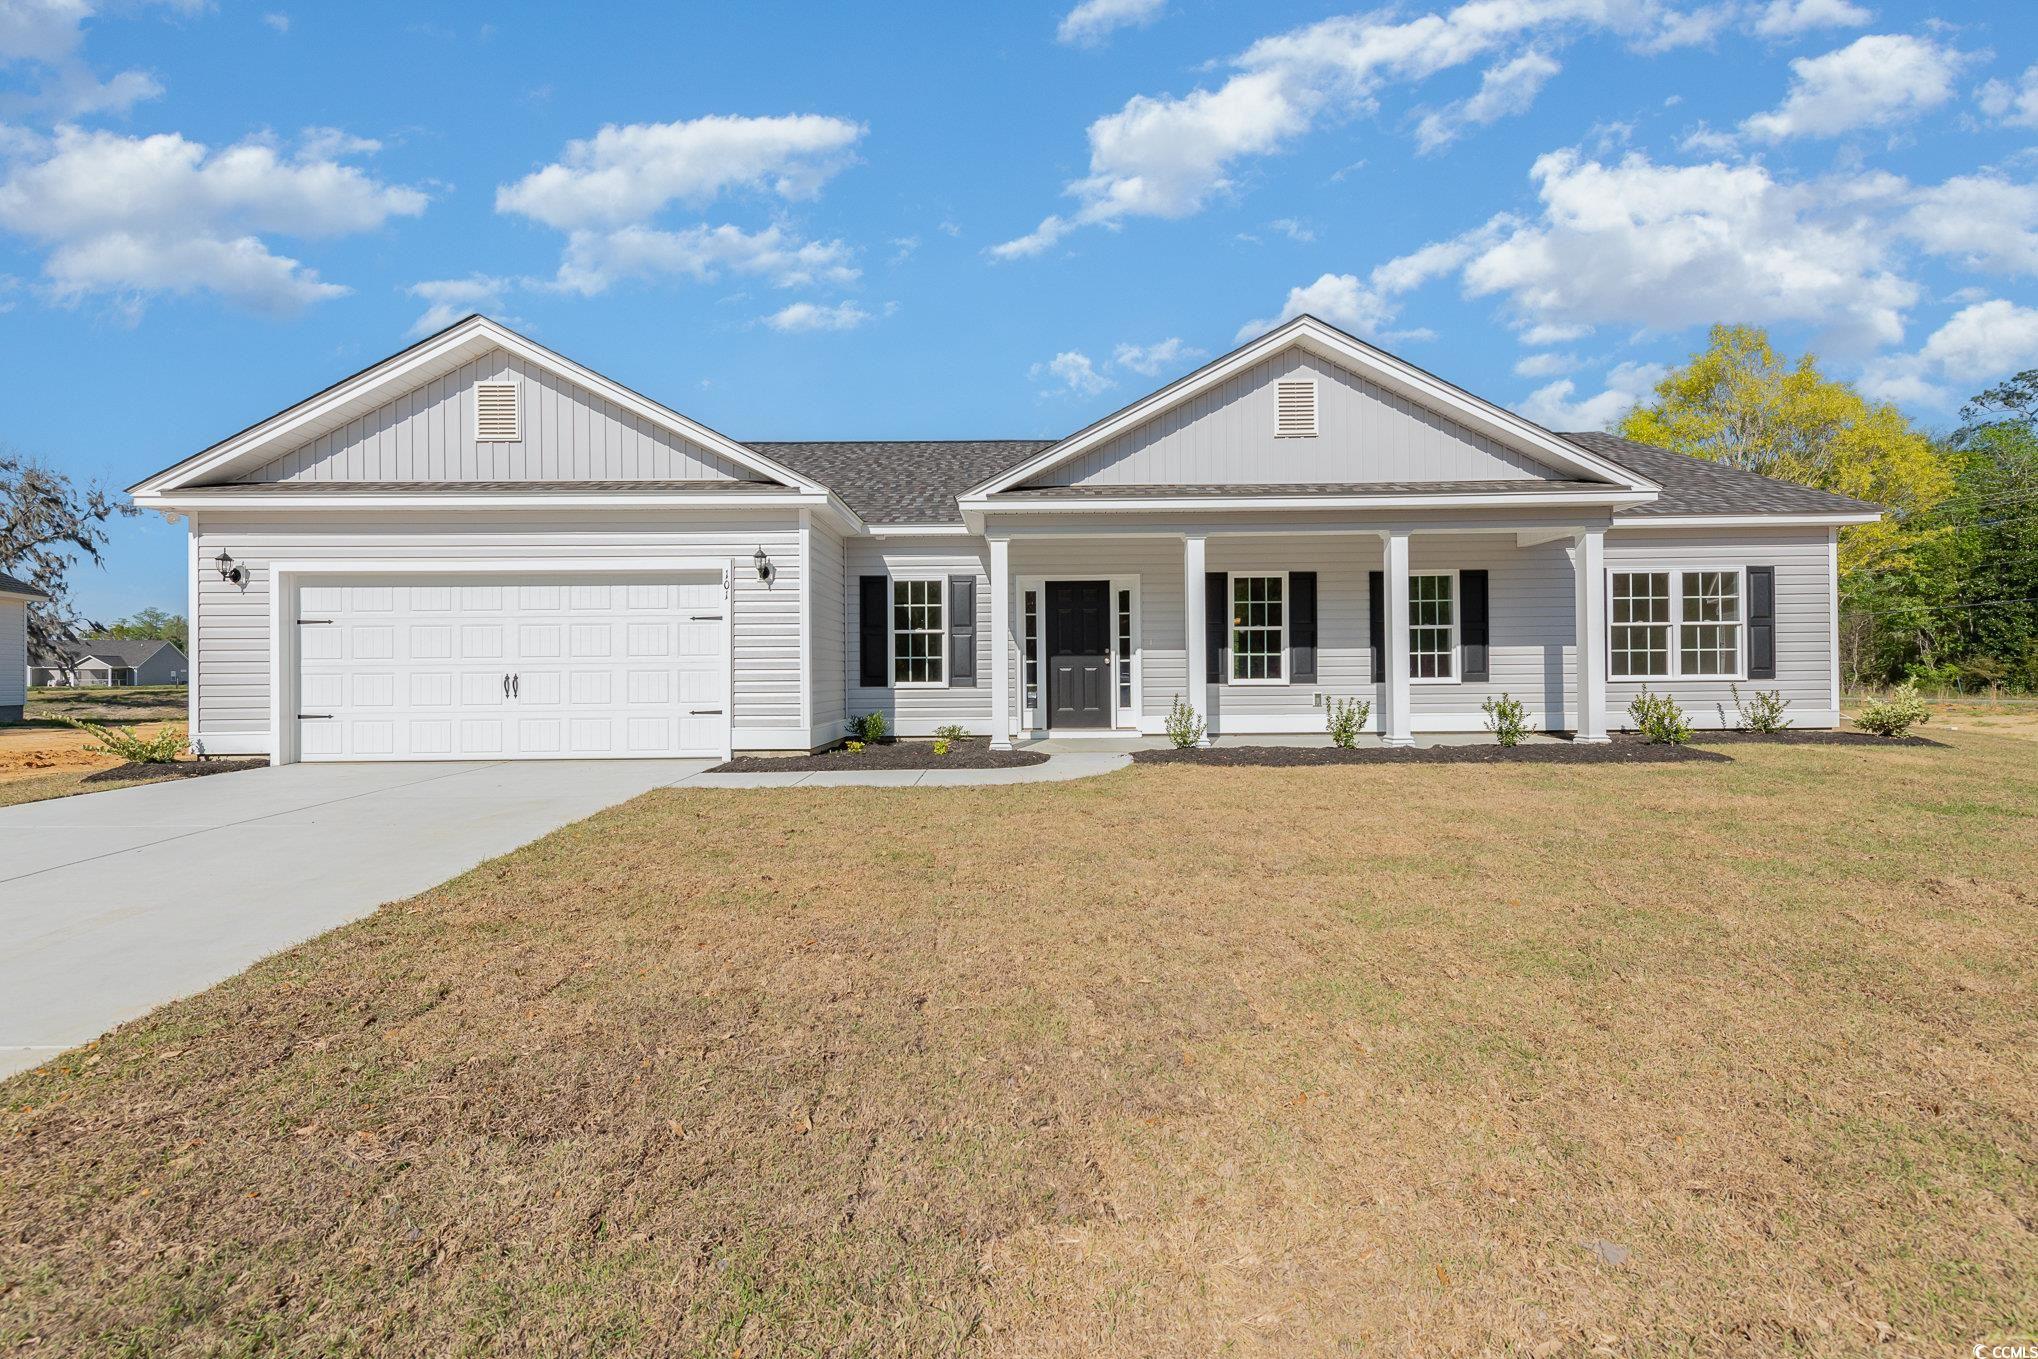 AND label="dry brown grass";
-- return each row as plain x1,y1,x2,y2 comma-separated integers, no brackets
5,731,2037,1357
